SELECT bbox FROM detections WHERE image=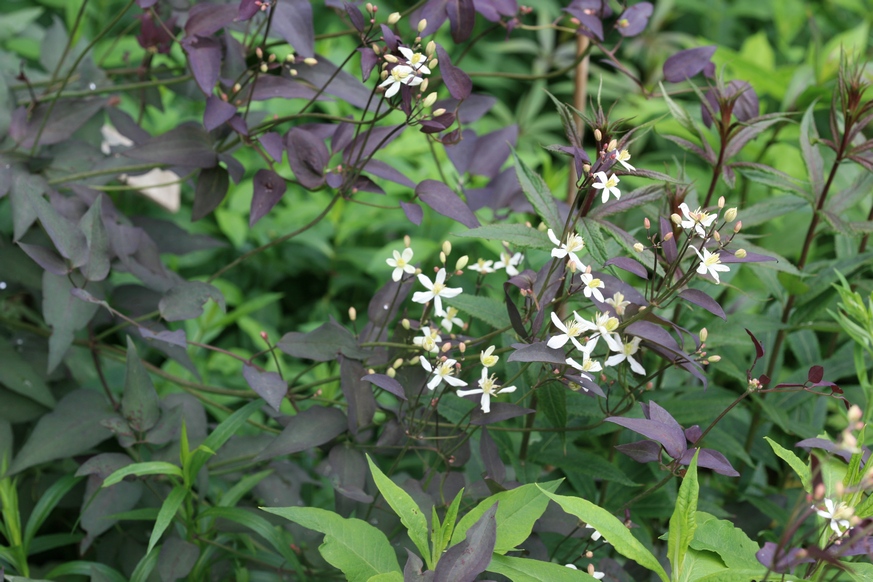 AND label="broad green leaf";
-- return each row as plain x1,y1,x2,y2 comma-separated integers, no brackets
366,454,431,569
454,224,553,250
0,338,56,408
187,398,264,480
578,218,608,267
102,462,183,487
690,512,761,570
695,570,803,581
669,451,700,582
764,437,811,492
452,480,561,554
436,487,464,561
512,147,561,233
200,506,301,571
445,294,511,330
23,473,81,549
262,506,401,582
540,489,669,582
848,562,873,581
147,484,187,554
680,548,730,581
122,337,161,433
365,574,403,582
0,7,43,40
487,555,595,581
